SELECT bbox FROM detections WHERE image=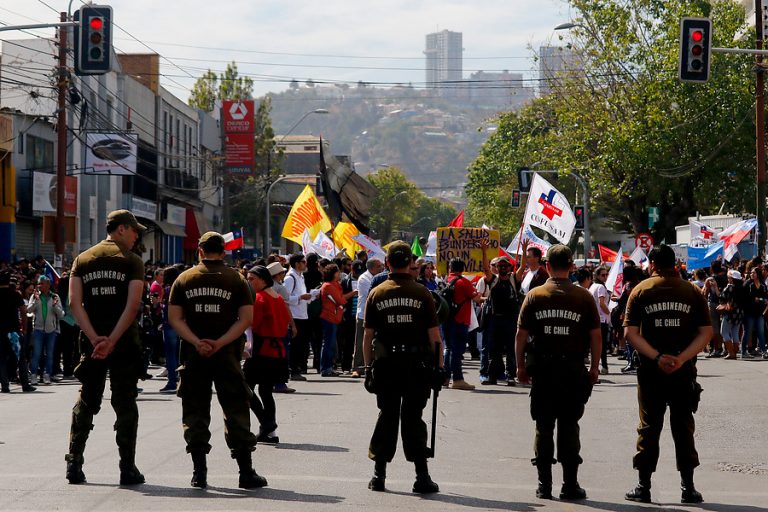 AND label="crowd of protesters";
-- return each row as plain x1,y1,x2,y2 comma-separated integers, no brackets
2,241,765,399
